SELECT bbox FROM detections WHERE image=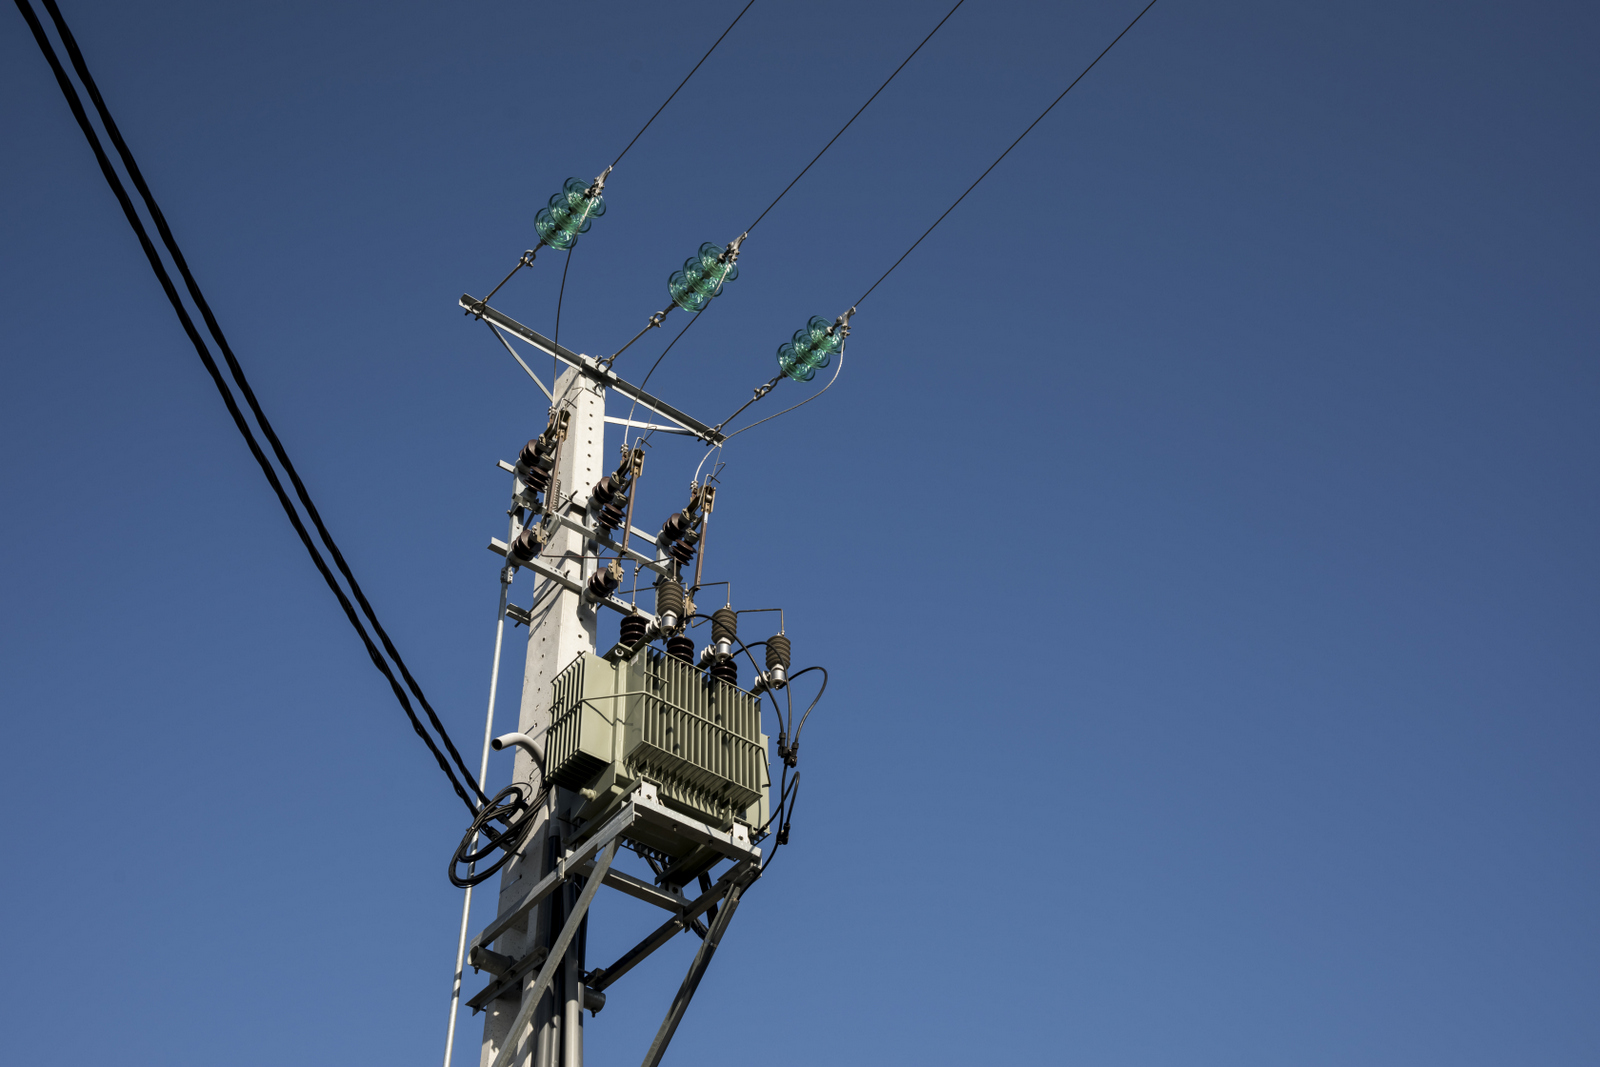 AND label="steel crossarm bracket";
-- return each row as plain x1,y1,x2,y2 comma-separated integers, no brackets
551,513,671,579
603,415,696,436
587,861,751,993
466,945,549,1013
486,539,654,622
488,838,619,1067
639,875,751,1067
472,803,638,953
460,296,726,445
568,860,686,913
